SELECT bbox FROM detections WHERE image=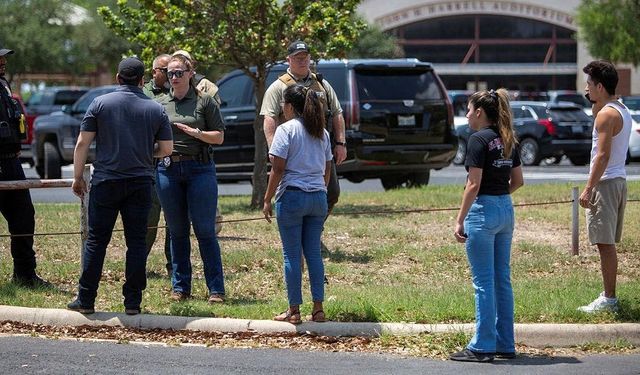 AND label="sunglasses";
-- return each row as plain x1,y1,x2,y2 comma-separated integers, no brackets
167,70,187,79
